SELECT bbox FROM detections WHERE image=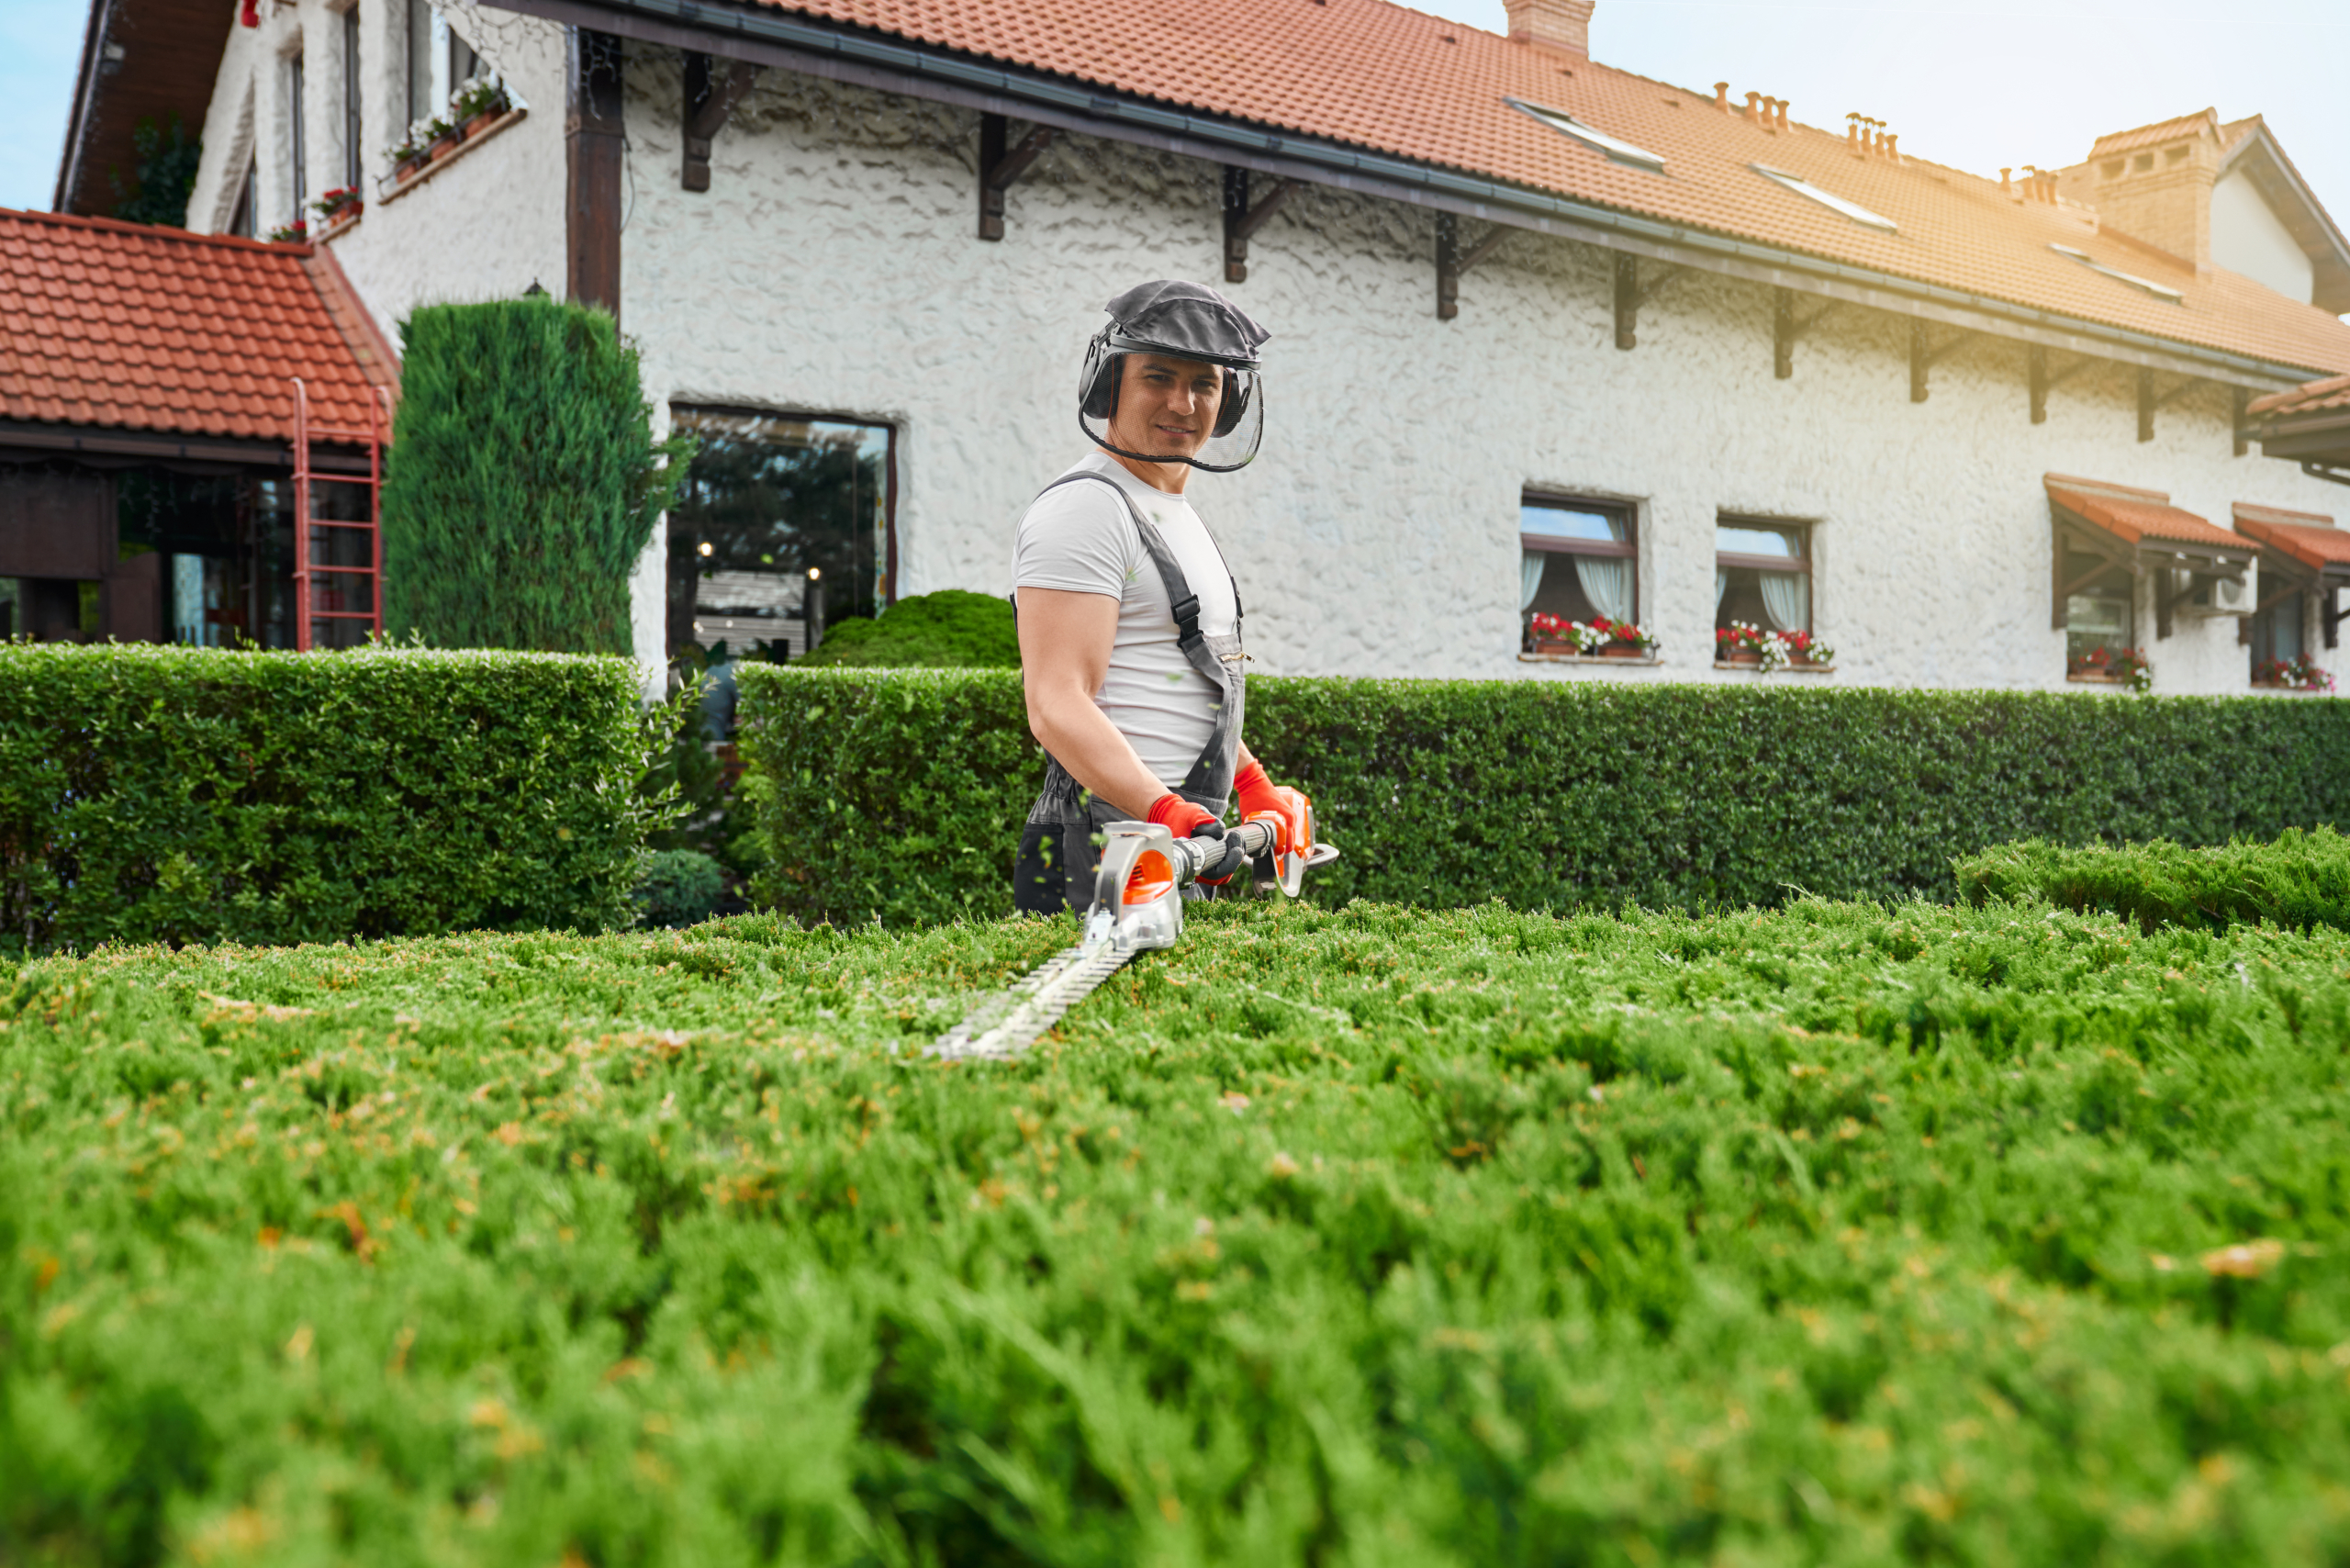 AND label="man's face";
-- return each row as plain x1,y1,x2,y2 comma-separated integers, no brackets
1108,353,1224,458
